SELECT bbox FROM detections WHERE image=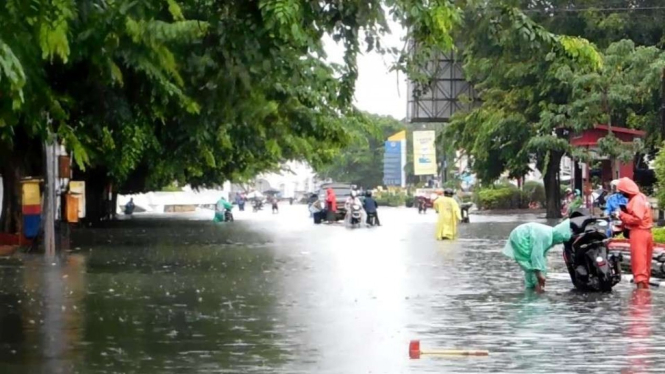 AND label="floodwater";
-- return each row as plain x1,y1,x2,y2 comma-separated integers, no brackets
0,206,664,373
